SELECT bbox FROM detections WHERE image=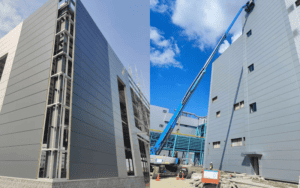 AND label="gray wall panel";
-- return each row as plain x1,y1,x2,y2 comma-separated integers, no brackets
6,62,50,87
0,144,40,161
0,161,39,179
0,0,57,178
0,116,44,136
204,0,300,183
0,91,47,114
0,129,42,147
5,69,50,95
69,0,118,179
